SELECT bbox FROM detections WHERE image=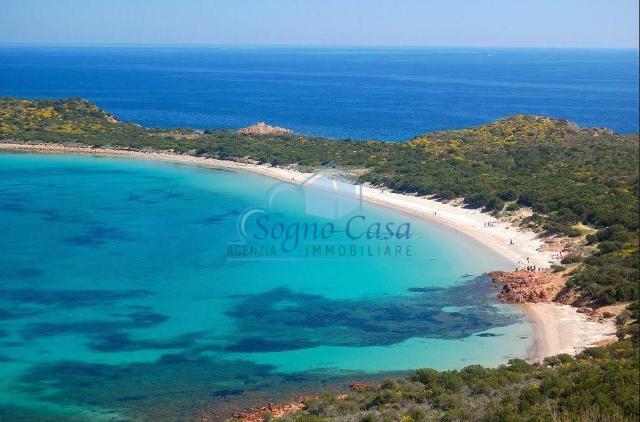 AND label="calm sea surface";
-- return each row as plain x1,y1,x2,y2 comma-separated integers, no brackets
0,46,638,139
0,153,530,420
